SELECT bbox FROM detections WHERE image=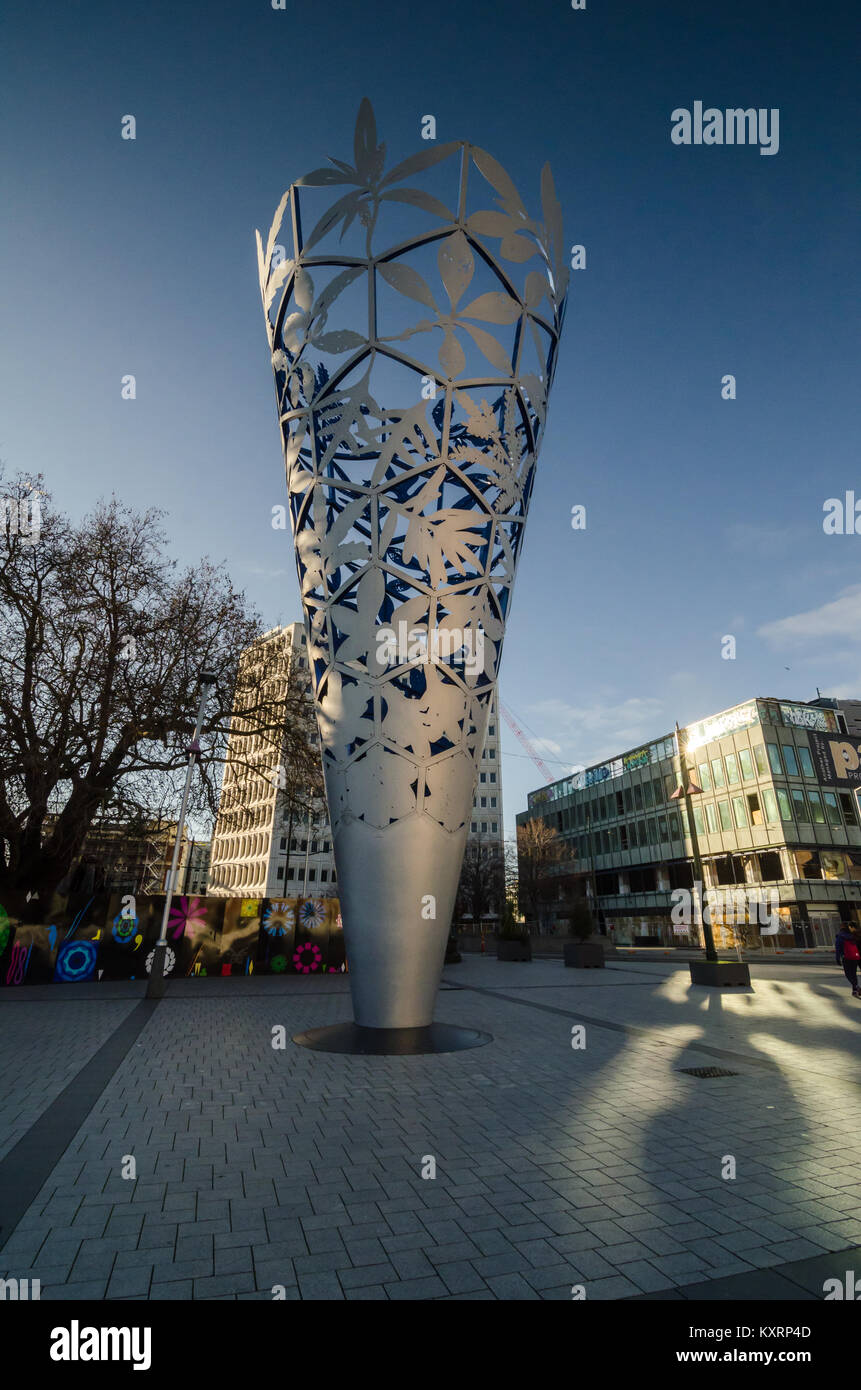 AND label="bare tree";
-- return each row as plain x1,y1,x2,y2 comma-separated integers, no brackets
516,817,568,929
0,474,318,910
455,832,505,928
